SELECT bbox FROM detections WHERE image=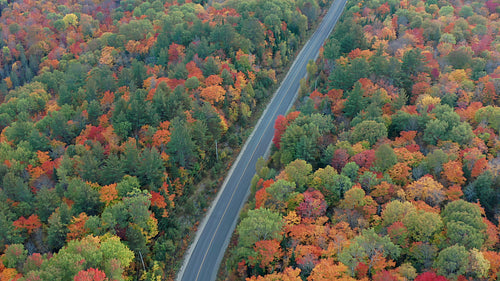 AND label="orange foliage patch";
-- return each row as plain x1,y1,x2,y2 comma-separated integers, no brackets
12,214,41,234
99,184,118,206
67,213,89,241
